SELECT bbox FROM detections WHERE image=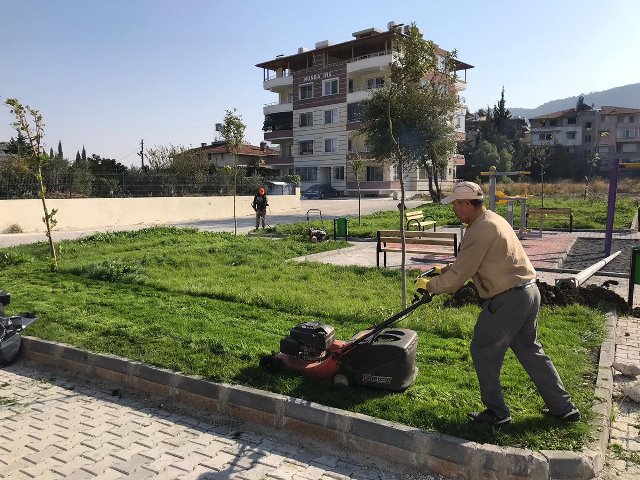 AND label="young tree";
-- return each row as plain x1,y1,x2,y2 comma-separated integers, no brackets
360,23,460,307
492,86,511,136
4,98,58,270
220,109,246,235
348,155,365,225
6,132,33,157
